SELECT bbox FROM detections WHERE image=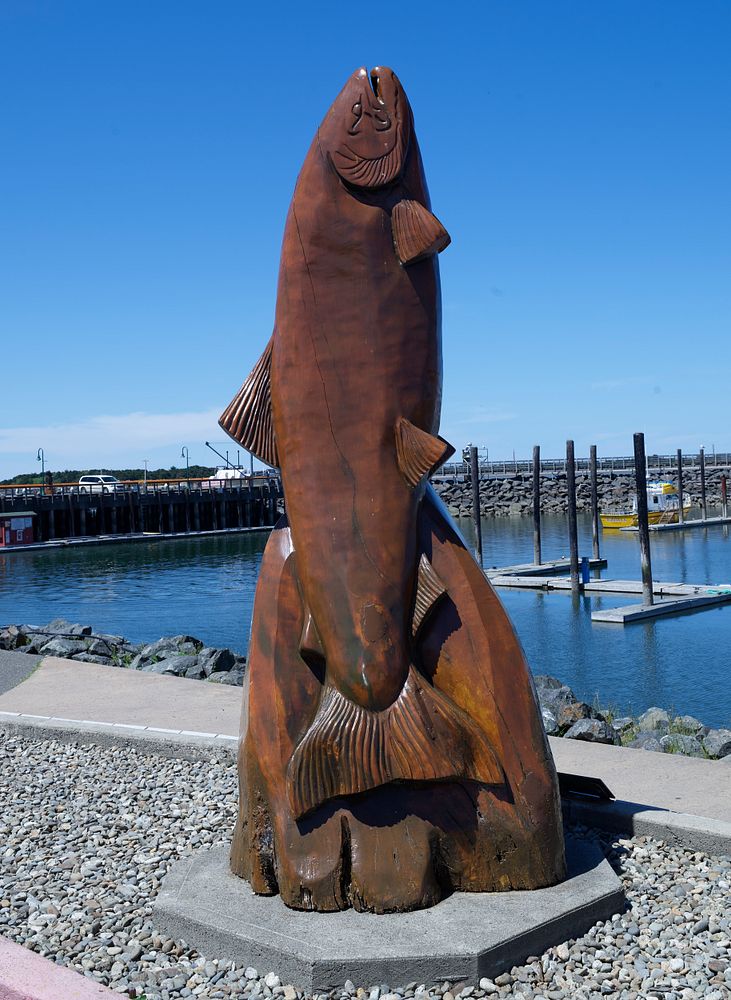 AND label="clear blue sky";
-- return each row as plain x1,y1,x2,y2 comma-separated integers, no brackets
1,0,729,478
